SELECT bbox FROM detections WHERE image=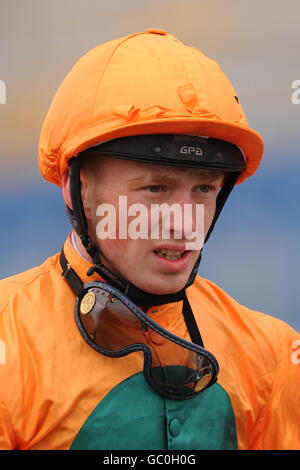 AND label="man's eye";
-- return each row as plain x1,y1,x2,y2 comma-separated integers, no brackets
197,184,211,193
145,185,165,193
